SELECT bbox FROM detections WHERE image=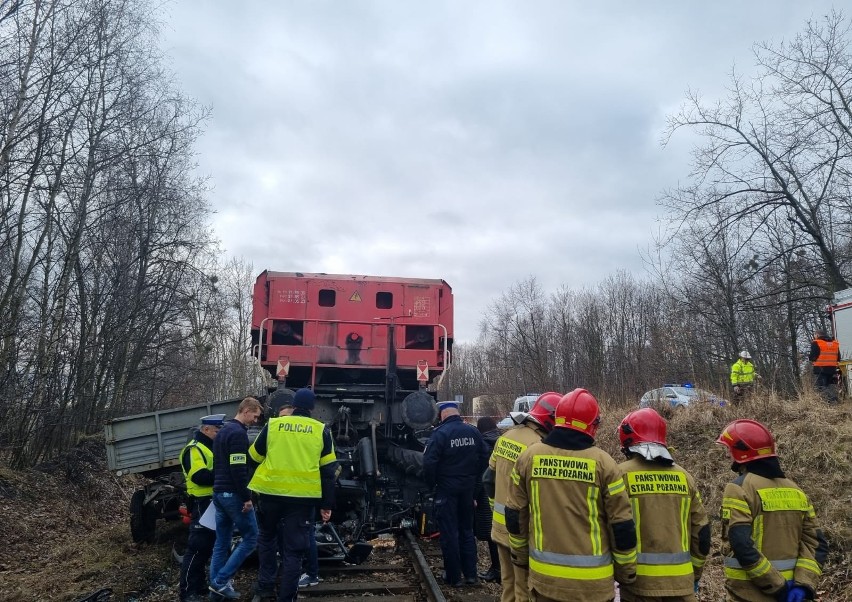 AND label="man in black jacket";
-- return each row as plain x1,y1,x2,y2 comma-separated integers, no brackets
423,401,490,587
474,416,501,583
208,397,263,600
